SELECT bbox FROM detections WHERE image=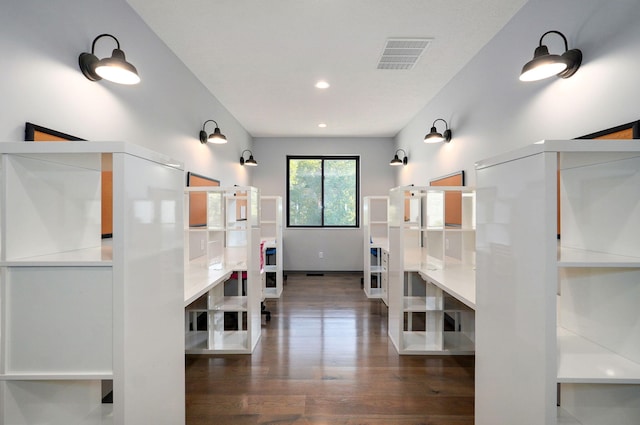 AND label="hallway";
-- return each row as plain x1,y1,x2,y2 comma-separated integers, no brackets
185,272,475,424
